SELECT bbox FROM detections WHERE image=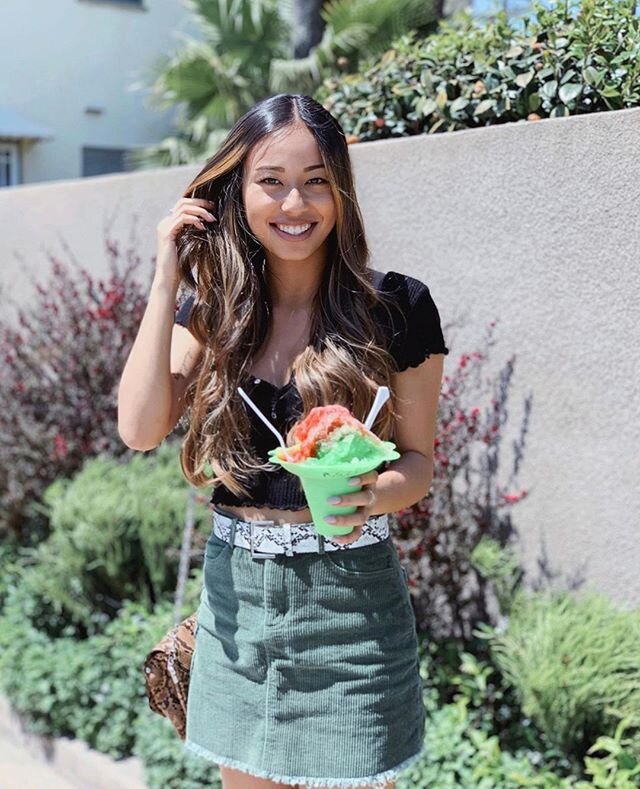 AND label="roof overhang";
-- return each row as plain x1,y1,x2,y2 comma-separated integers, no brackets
0,106,54,141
